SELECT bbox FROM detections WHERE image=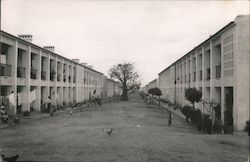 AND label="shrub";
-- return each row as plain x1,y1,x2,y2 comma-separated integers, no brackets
244,120,250,136
23,111,31,116
181,105,193,122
